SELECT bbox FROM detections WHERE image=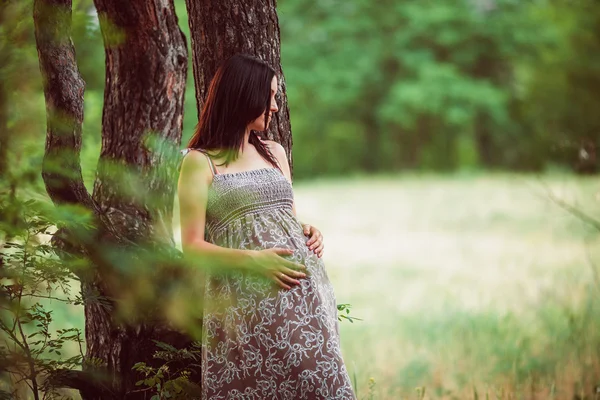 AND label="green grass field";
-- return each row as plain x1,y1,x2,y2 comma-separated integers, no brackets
34,173,600,399
291,173,600,399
